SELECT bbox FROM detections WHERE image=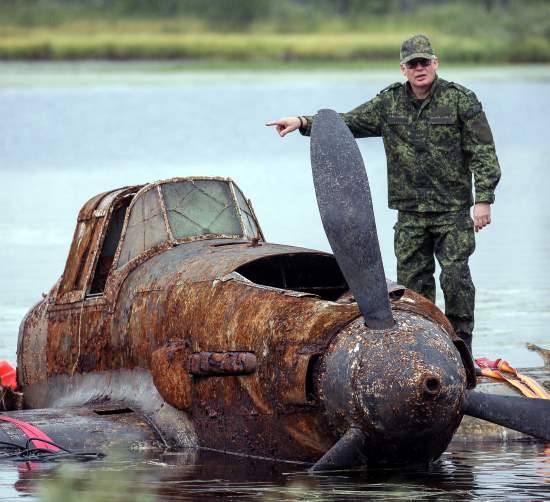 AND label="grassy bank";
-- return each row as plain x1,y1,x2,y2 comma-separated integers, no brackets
1,29,550,63
1,1,549,63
